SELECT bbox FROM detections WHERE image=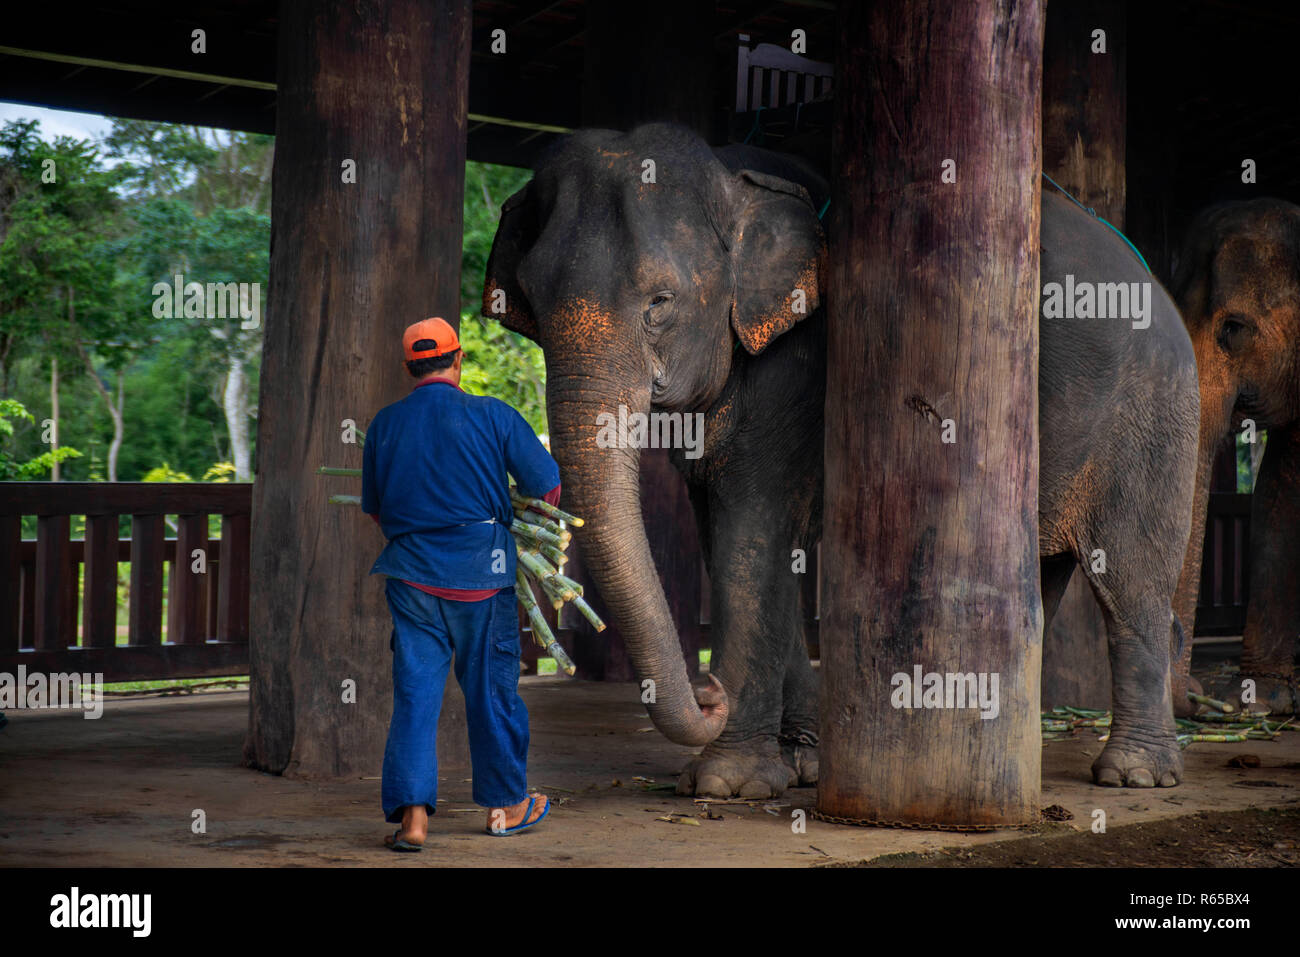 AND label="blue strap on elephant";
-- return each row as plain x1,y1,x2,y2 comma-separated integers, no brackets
1042,172,1152,275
